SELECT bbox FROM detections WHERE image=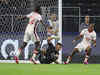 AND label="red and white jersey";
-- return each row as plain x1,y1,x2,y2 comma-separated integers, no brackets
80,29,96,46
25,12,42,33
